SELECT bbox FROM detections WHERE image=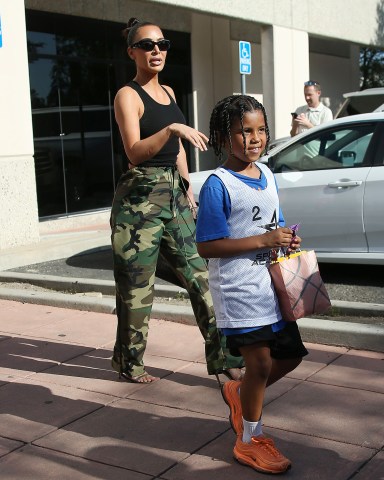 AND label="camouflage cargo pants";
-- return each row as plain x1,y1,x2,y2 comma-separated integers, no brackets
110,166,243,378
